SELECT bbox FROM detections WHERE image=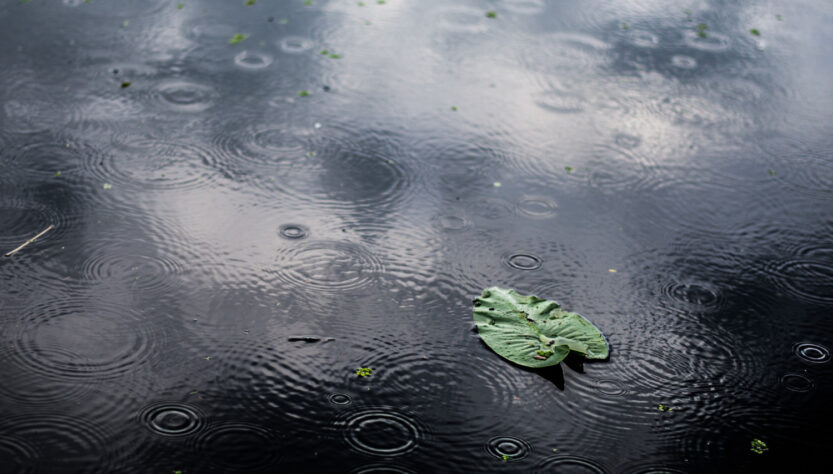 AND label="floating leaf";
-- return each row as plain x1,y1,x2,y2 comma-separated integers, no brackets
486,11,497,19
750,438,768,454
749,28,760,36
472,287,609,368
356,367,373,377
229,33,248,45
